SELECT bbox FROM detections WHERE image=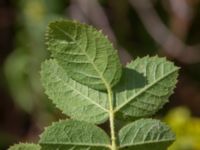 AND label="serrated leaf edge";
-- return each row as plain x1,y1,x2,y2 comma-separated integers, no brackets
45,20,122,90
114,59,179,113
39,119,111,148
8,143,40,149
41,59,109,113
118,118,175,148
